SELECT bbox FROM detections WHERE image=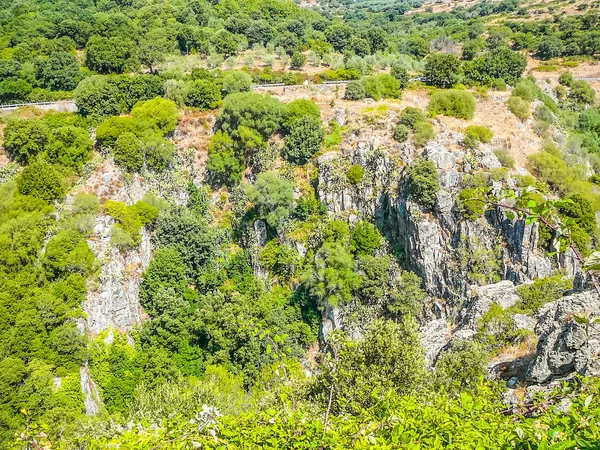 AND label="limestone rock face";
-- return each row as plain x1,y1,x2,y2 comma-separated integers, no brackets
83,216,152,335
420,318,451,366
527,291,600,384
80,364,101,415
458,281,521,330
